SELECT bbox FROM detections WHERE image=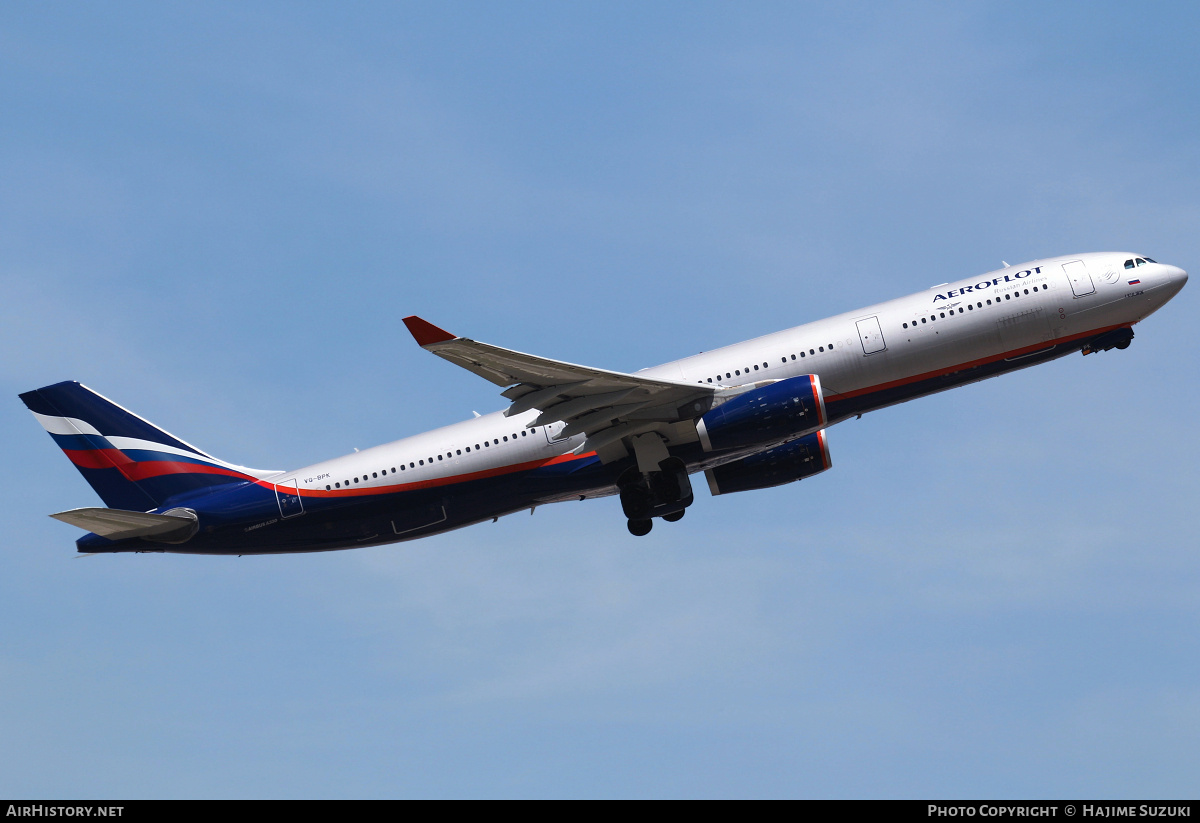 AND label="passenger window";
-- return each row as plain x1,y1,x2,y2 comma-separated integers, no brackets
809,349,815,355
791,354,796,360
753,365,759,371
419,460,424,465
326,485,331,490
921,318,926,324
903,323,908,328
939,313,945,318
800,352,805,358
818,346,824,352
967,305,973,311
335,482,341,488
